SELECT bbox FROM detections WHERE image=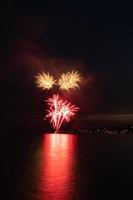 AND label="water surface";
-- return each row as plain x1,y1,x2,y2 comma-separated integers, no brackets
0,133,133,200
